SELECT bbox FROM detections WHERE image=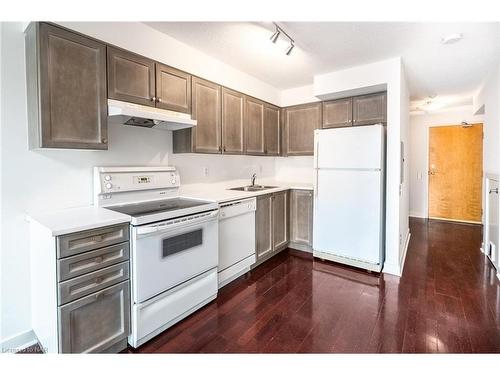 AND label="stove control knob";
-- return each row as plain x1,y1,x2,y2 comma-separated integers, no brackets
171,179,176,184
104,175,111,181
105,183,112,189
